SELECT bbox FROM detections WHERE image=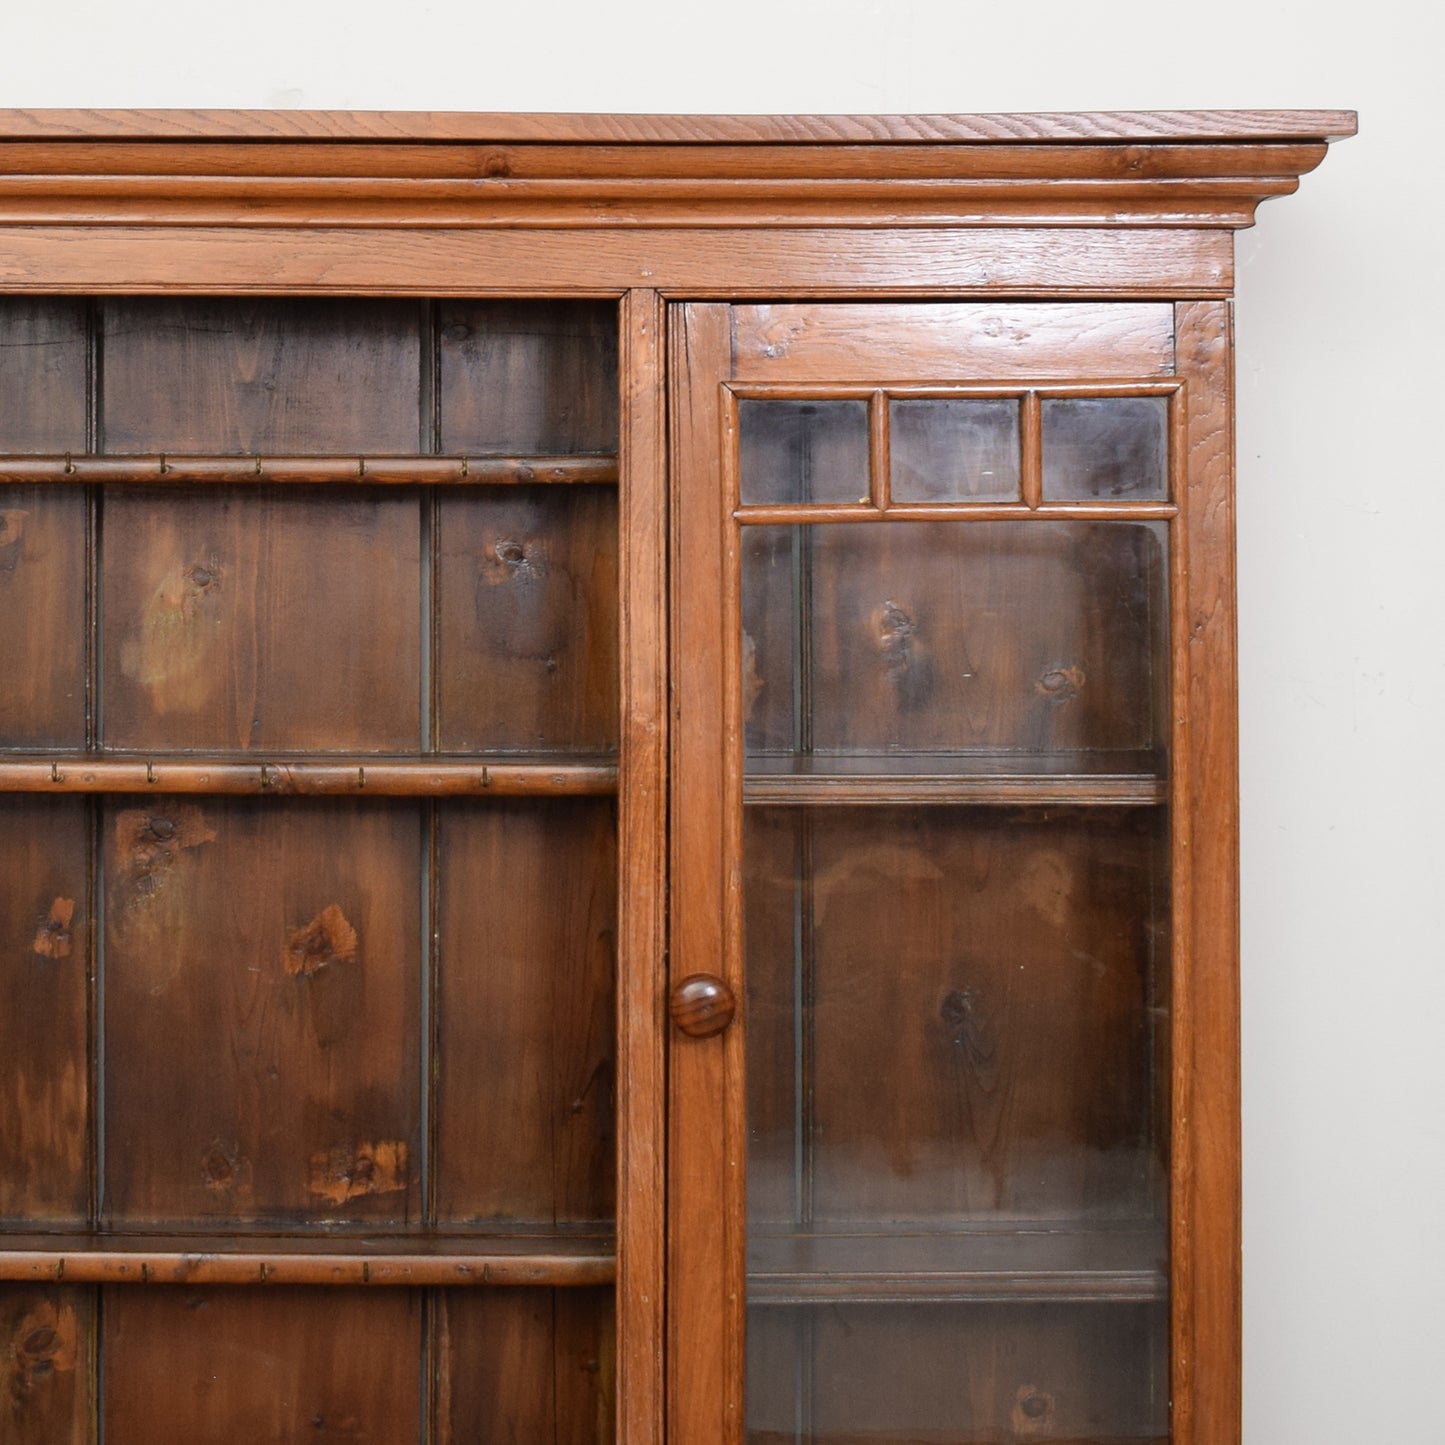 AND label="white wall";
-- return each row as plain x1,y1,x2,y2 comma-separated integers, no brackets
7,4,1438,1441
